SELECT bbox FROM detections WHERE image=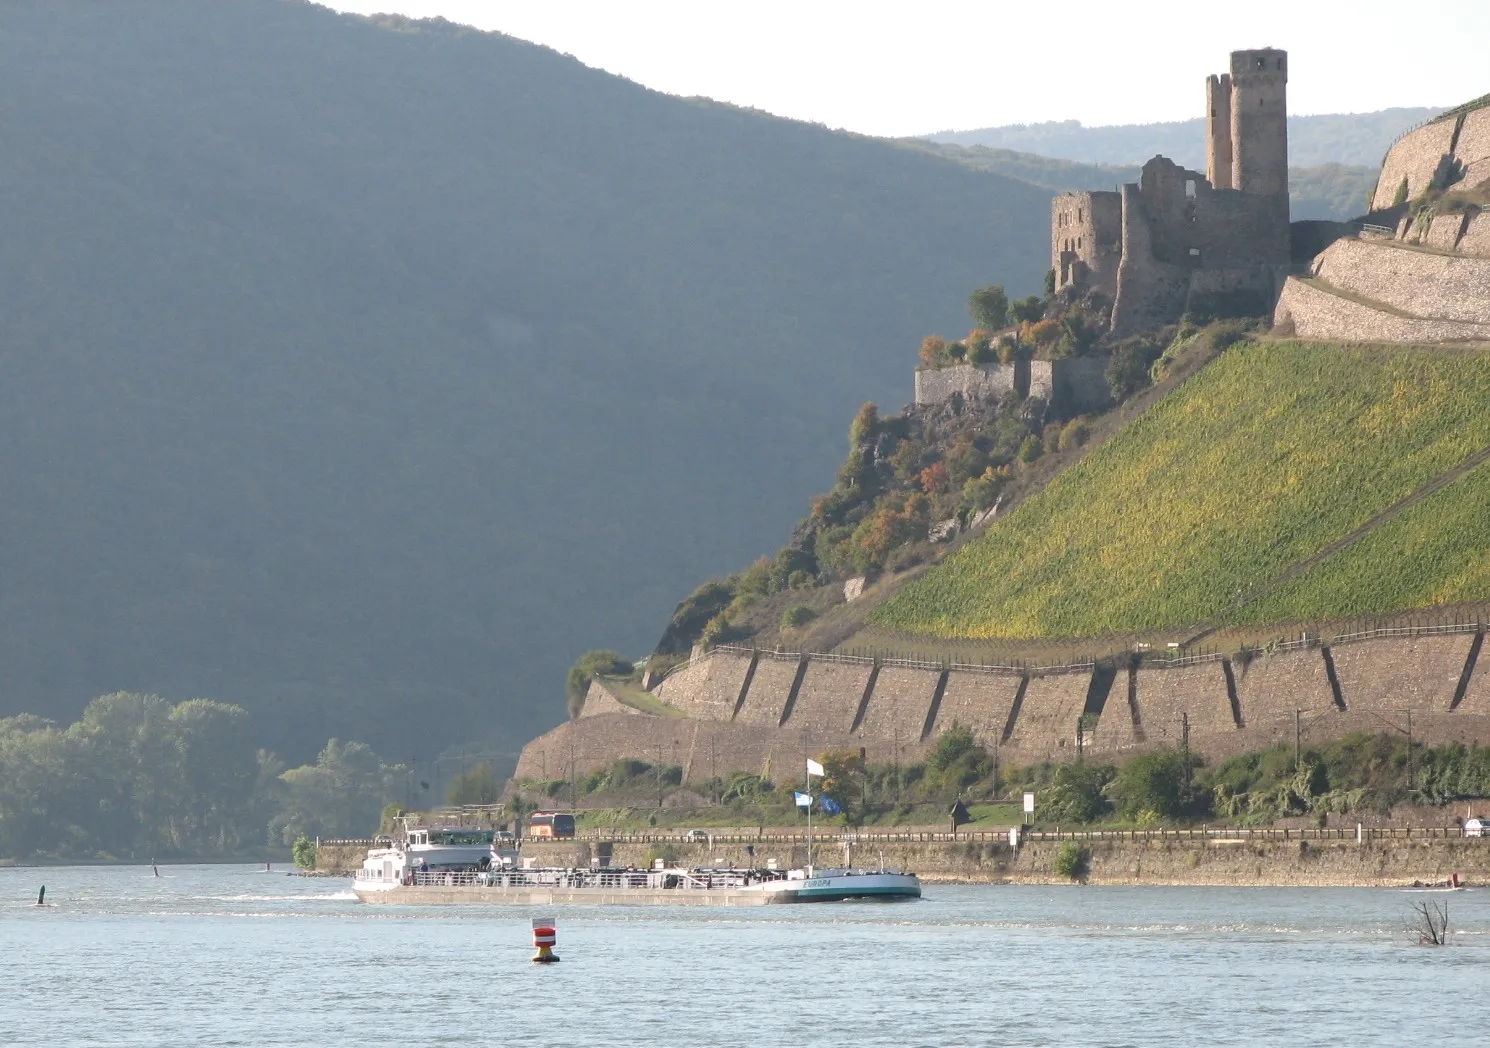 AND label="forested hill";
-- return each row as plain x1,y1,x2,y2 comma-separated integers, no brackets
929,108,1441,169
0,2,1051,761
